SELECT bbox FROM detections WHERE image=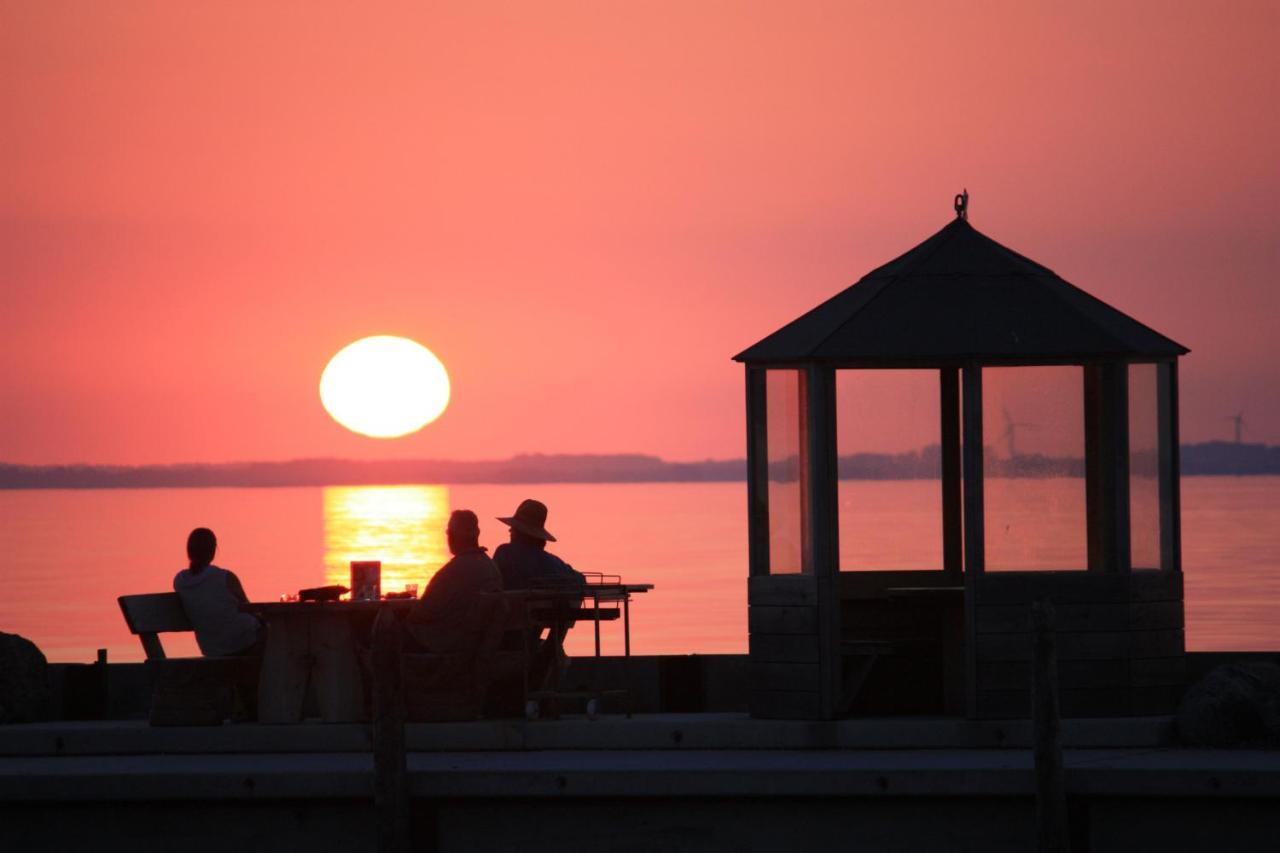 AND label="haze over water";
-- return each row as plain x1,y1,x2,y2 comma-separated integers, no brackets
2,478,1276,663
